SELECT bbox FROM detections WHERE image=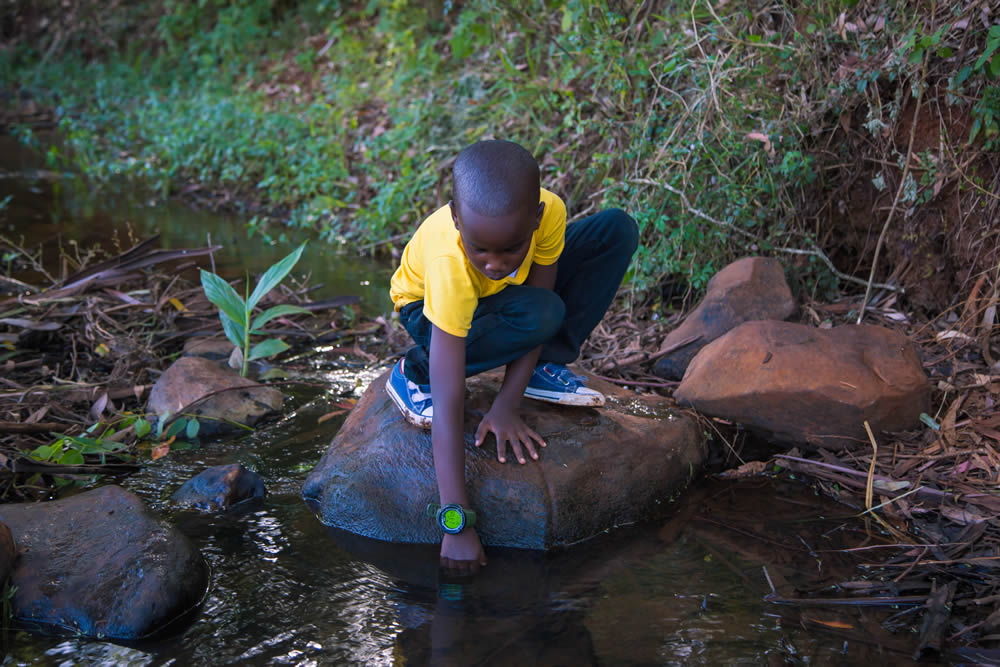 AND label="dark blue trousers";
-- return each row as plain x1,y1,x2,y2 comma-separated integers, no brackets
400,208,638,385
